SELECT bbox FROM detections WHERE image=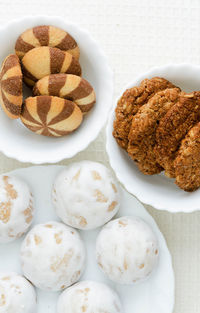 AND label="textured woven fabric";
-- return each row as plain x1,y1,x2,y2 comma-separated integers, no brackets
0,0,200,312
